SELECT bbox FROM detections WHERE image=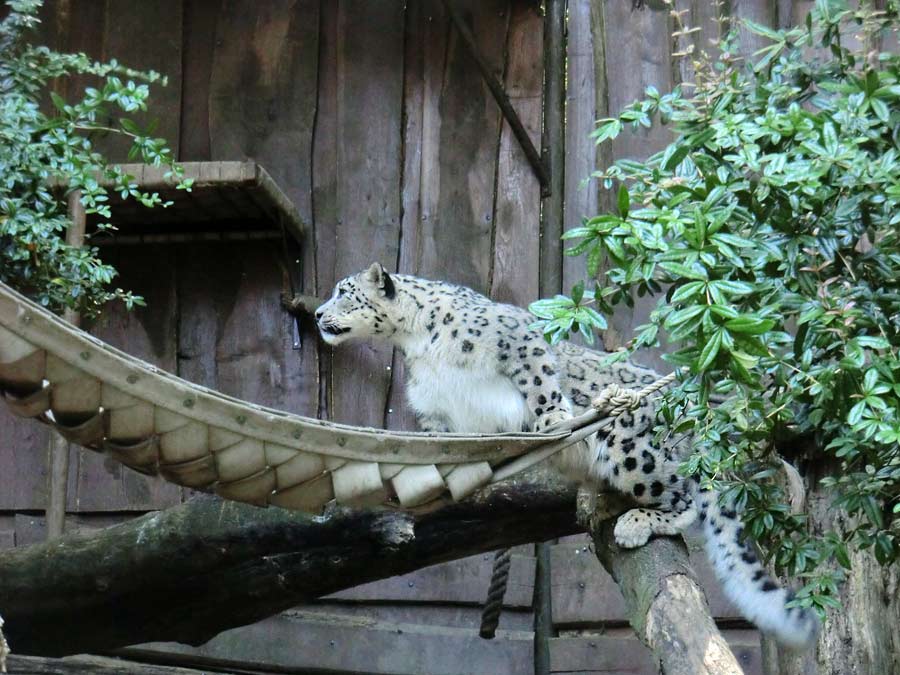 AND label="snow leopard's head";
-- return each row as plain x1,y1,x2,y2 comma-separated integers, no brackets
316,263,398,345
